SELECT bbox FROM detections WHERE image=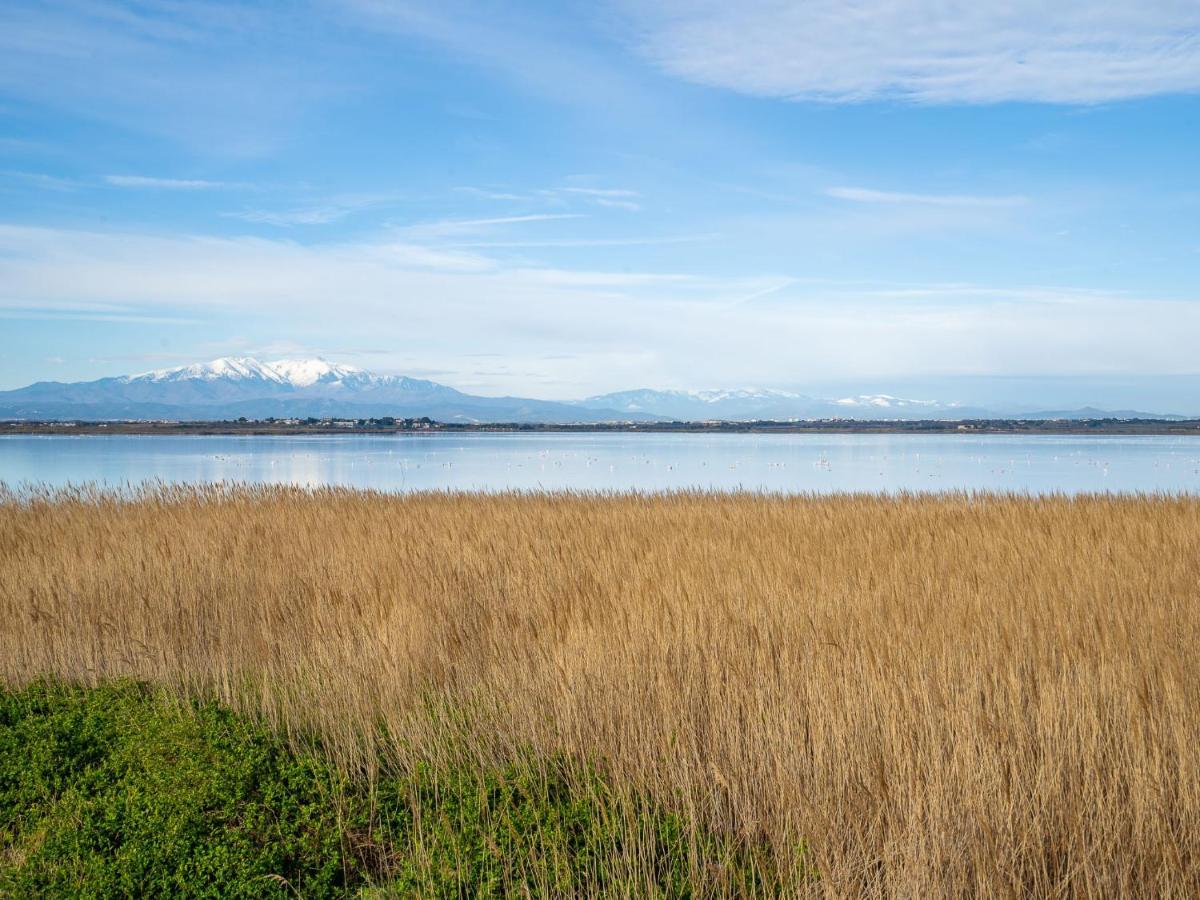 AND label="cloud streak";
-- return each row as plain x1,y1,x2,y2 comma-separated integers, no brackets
561,187,640,198
105,175,227,189
1,170,79,191
224,193,398,227
628,1,1200,104
226,207,351,226
398,213,587,240
454,185,645,212
827,187,1029,208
